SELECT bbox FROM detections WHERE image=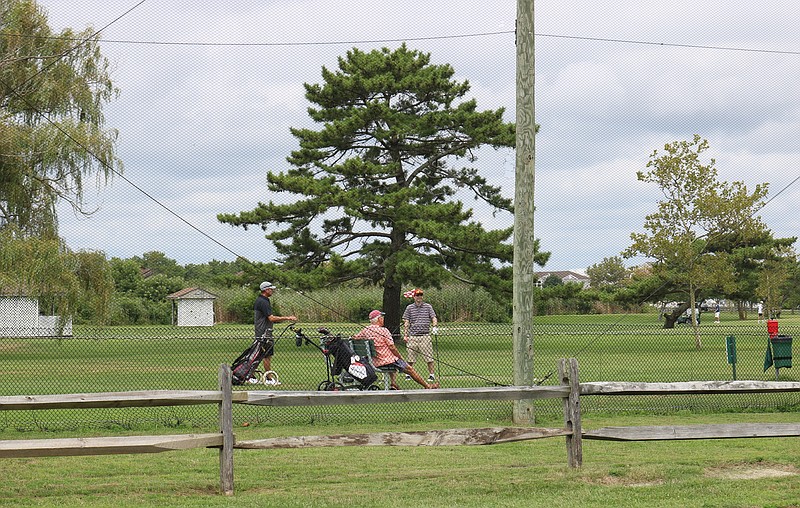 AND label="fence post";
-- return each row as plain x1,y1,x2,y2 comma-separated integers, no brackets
218,364,234,495
559,358,582,468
